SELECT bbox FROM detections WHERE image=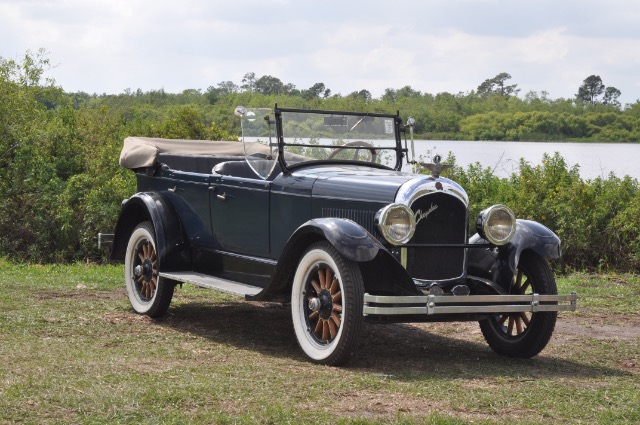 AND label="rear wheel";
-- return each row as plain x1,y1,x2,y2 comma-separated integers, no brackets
124,221,174,318
479,252,557,358
291,241,364,366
